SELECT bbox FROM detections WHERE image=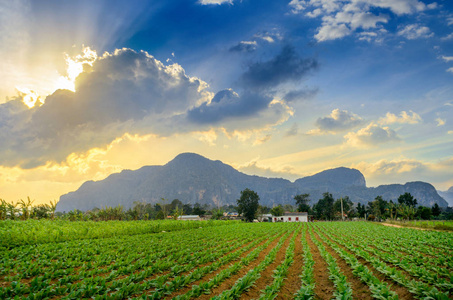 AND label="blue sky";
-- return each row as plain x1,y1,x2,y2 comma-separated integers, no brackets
0,0,452,203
